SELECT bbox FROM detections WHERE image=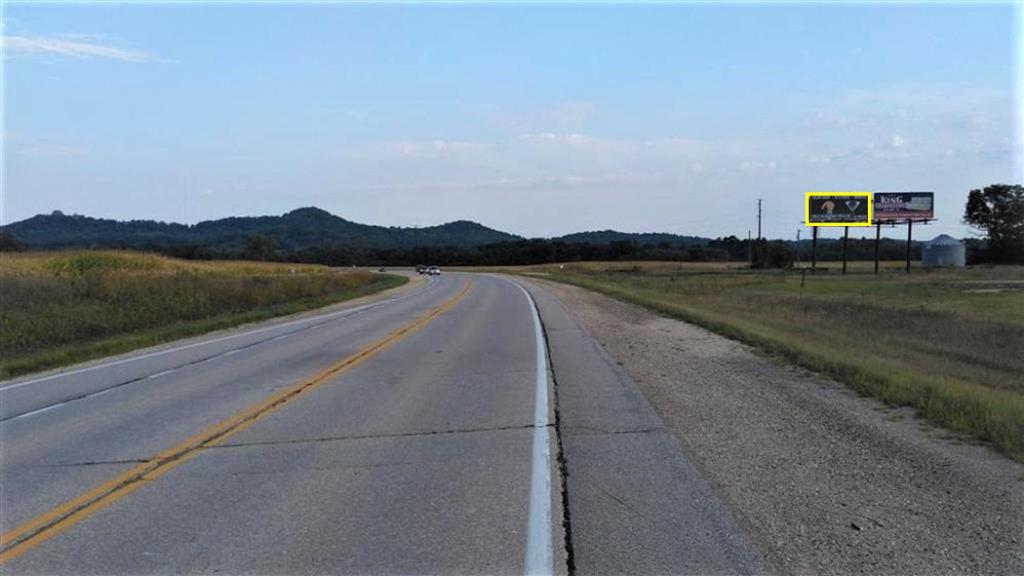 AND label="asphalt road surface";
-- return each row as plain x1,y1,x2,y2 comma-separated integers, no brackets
0,273,764,575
